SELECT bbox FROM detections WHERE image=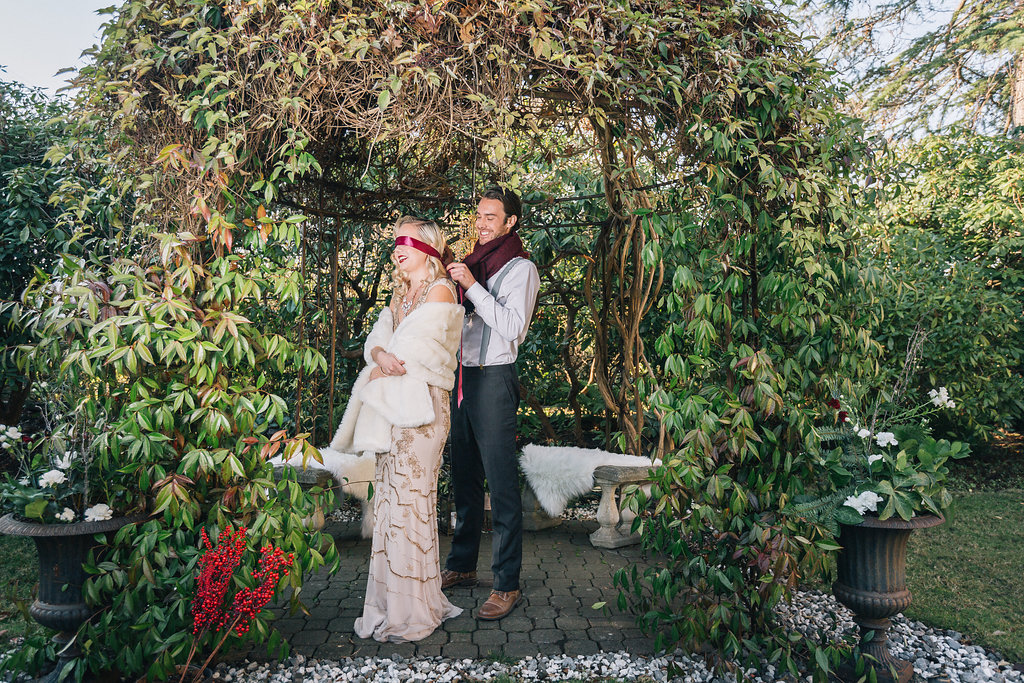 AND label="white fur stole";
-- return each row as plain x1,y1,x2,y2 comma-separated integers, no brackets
333,301,464,454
